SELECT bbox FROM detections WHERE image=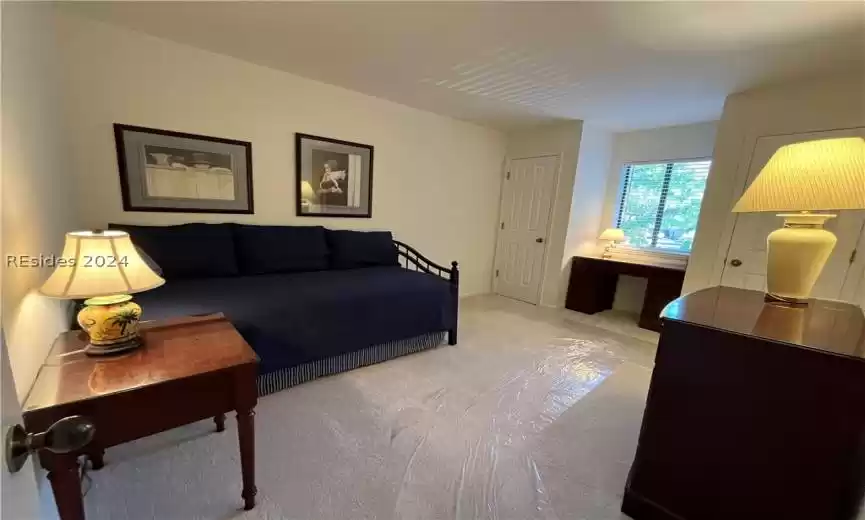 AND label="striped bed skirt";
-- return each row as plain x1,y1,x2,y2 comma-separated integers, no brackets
257,331,447,396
